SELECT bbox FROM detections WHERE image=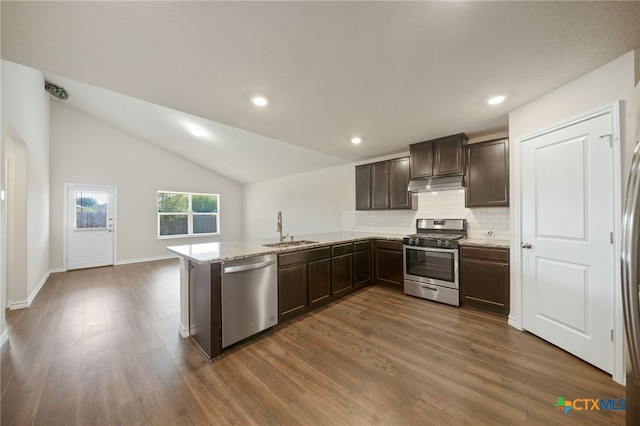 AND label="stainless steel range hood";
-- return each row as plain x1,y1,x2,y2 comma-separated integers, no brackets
408,175,465,192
